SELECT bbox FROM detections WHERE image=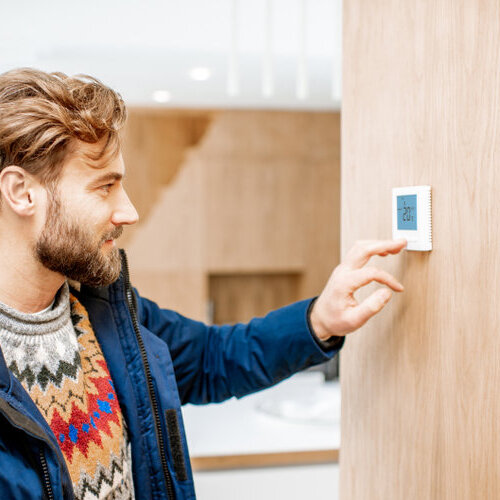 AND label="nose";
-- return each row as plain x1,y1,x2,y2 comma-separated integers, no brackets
111,188,139,226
